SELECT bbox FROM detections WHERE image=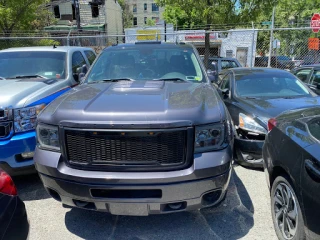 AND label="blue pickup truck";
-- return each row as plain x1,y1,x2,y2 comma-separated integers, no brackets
0,46,96,175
